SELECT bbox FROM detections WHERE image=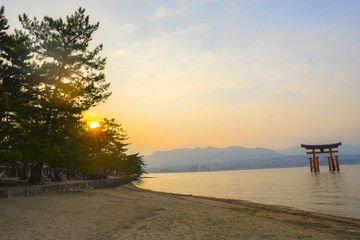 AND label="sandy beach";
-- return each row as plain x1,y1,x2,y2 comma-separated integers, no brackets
1,183,359,240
